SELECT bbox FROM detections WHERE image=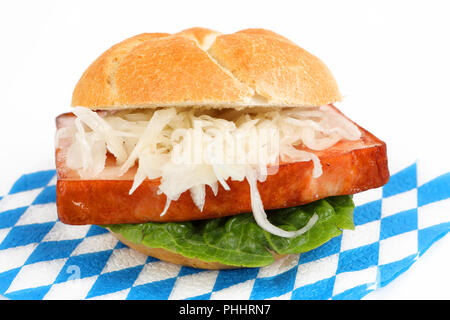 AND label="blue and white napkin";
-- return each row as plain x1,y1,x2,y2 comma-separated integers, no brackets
0,161,449,300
